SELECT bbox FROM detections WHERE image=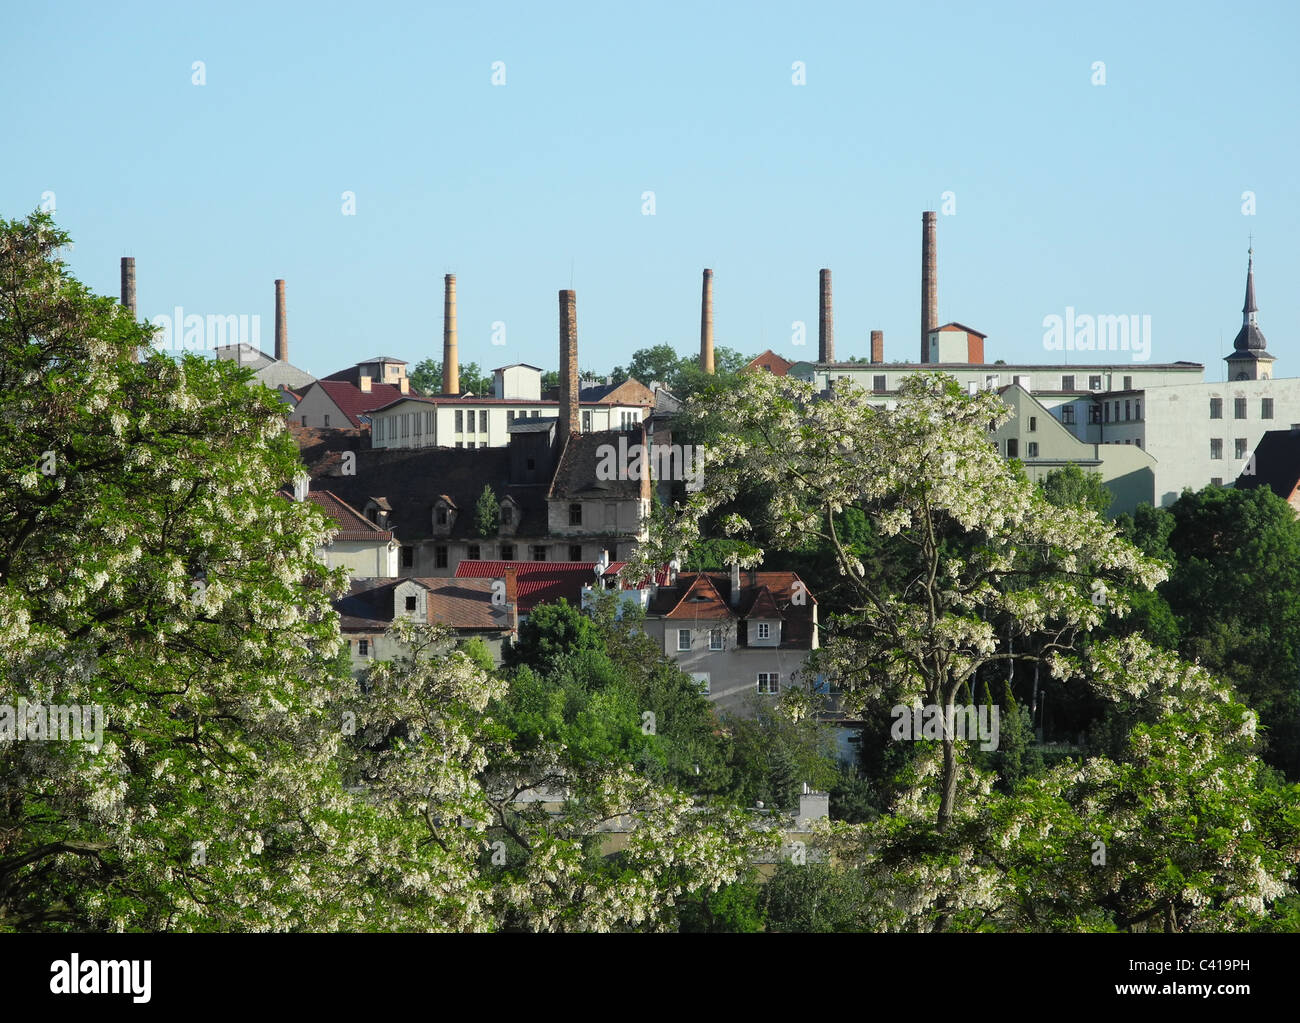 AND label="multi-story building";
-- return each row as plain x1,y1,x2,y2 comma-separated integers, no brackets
790,252,1296,511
